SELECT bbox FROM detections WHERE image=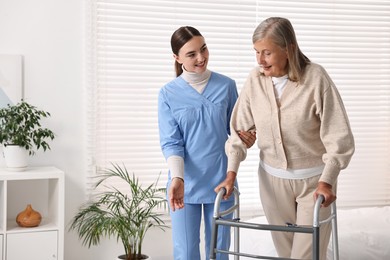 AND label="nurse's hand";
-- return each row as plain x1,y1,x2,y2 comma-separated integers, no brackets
214,171,237,200
169,177,184,211
238,130,256,148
